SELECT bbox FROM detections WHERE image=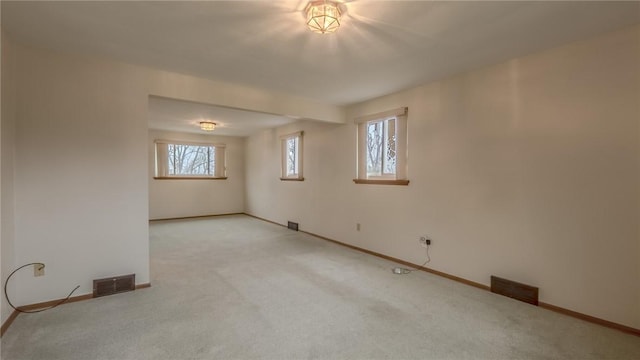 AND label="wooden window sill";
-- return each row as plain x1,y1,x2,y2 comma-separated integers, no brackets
280,178,305,181
353,179,409,185
154,177,228,180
